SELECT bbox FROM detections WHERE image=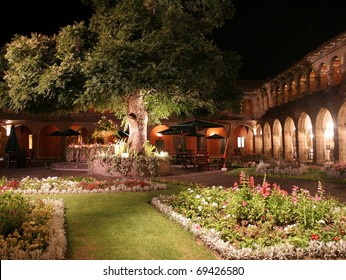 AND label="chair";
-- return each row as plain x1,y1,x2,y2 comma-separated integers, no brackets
25,150,35,167
5,151,25,168
195,155,209,171
0,153,5,168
